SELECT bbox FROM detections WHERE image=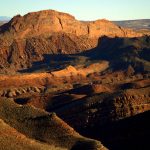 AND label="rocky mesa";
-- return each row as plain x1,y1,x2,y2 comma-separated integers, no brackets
0,10,143,73
0,10,142,39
